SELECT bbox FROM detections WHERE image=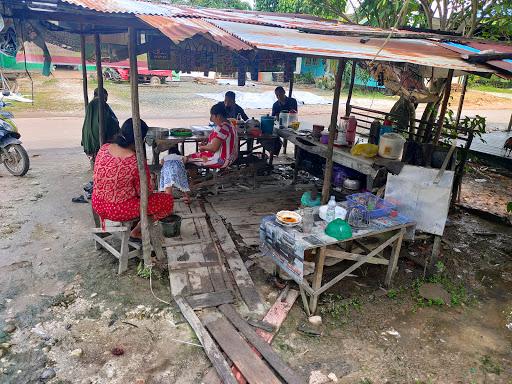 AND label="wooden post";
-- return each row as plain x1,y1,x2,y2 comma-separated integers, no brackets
128,27,151,267
433,69,454,145
507,112,511,132
94,33,105,146
80,28,88,110
288,71,294,98
321,59,346,204
455,75,468,127
345,60,356,116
